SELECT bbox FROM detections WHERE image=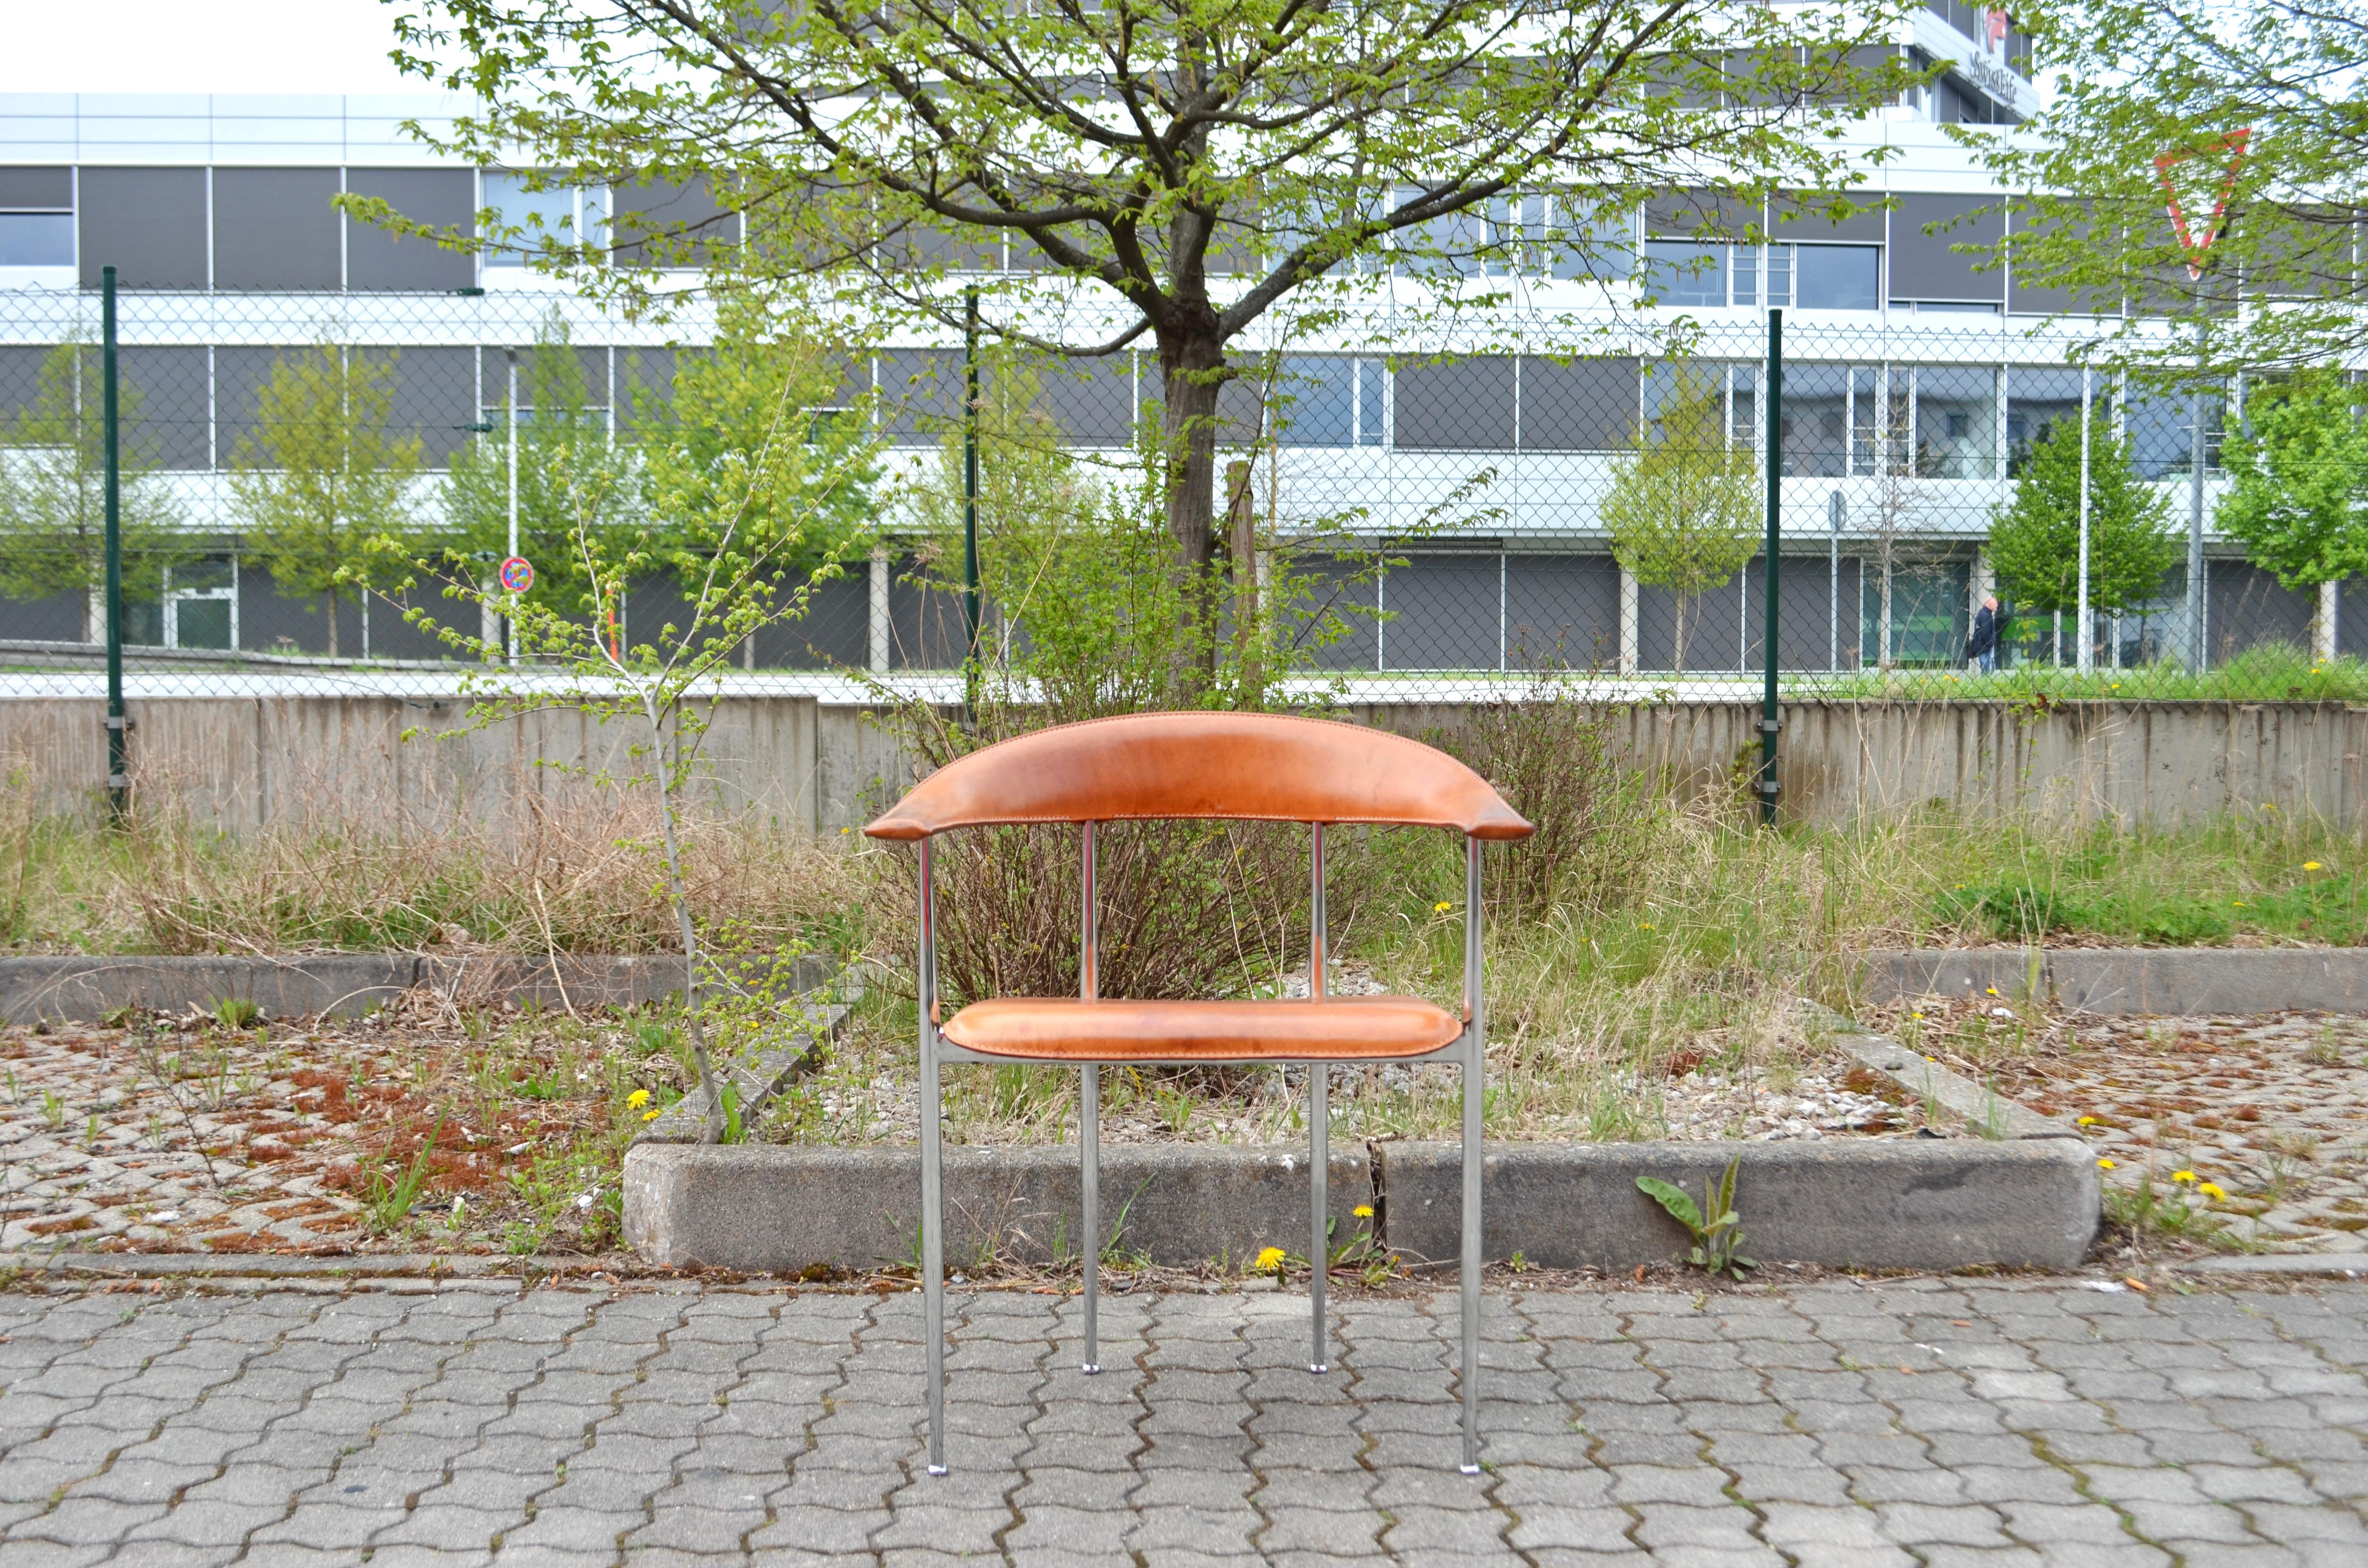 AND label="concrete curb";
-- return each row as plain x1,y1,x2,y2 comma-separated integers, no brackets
623,1143,1373,1273
1385,1139,2098,1272
1862,946,2368,1015
0,1252,620,1281
623,1134,2100,1274
0,952,836,1023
